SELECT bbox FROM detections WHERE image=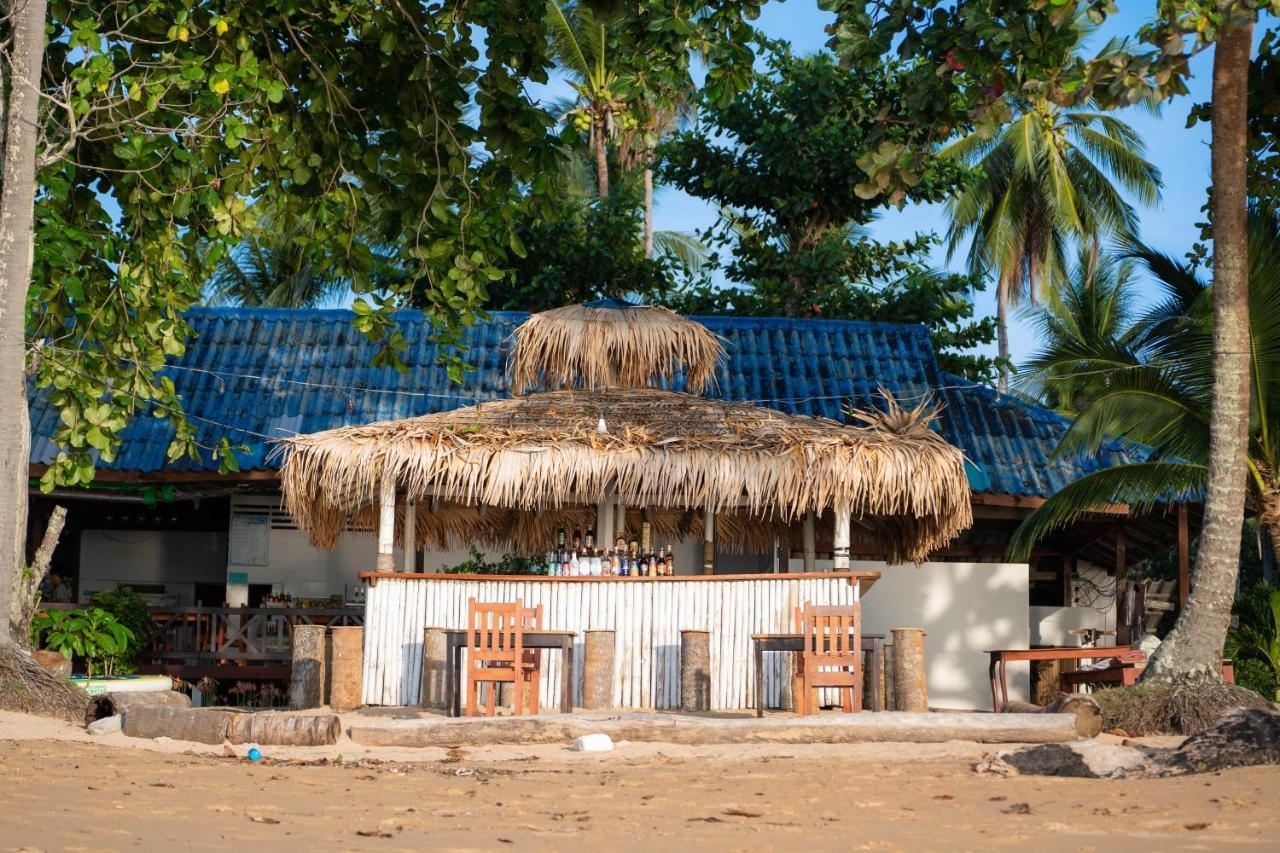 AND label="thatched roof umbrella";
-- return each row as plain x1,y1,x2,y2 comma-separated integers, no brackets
508,298,727,394
275,388,972,565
